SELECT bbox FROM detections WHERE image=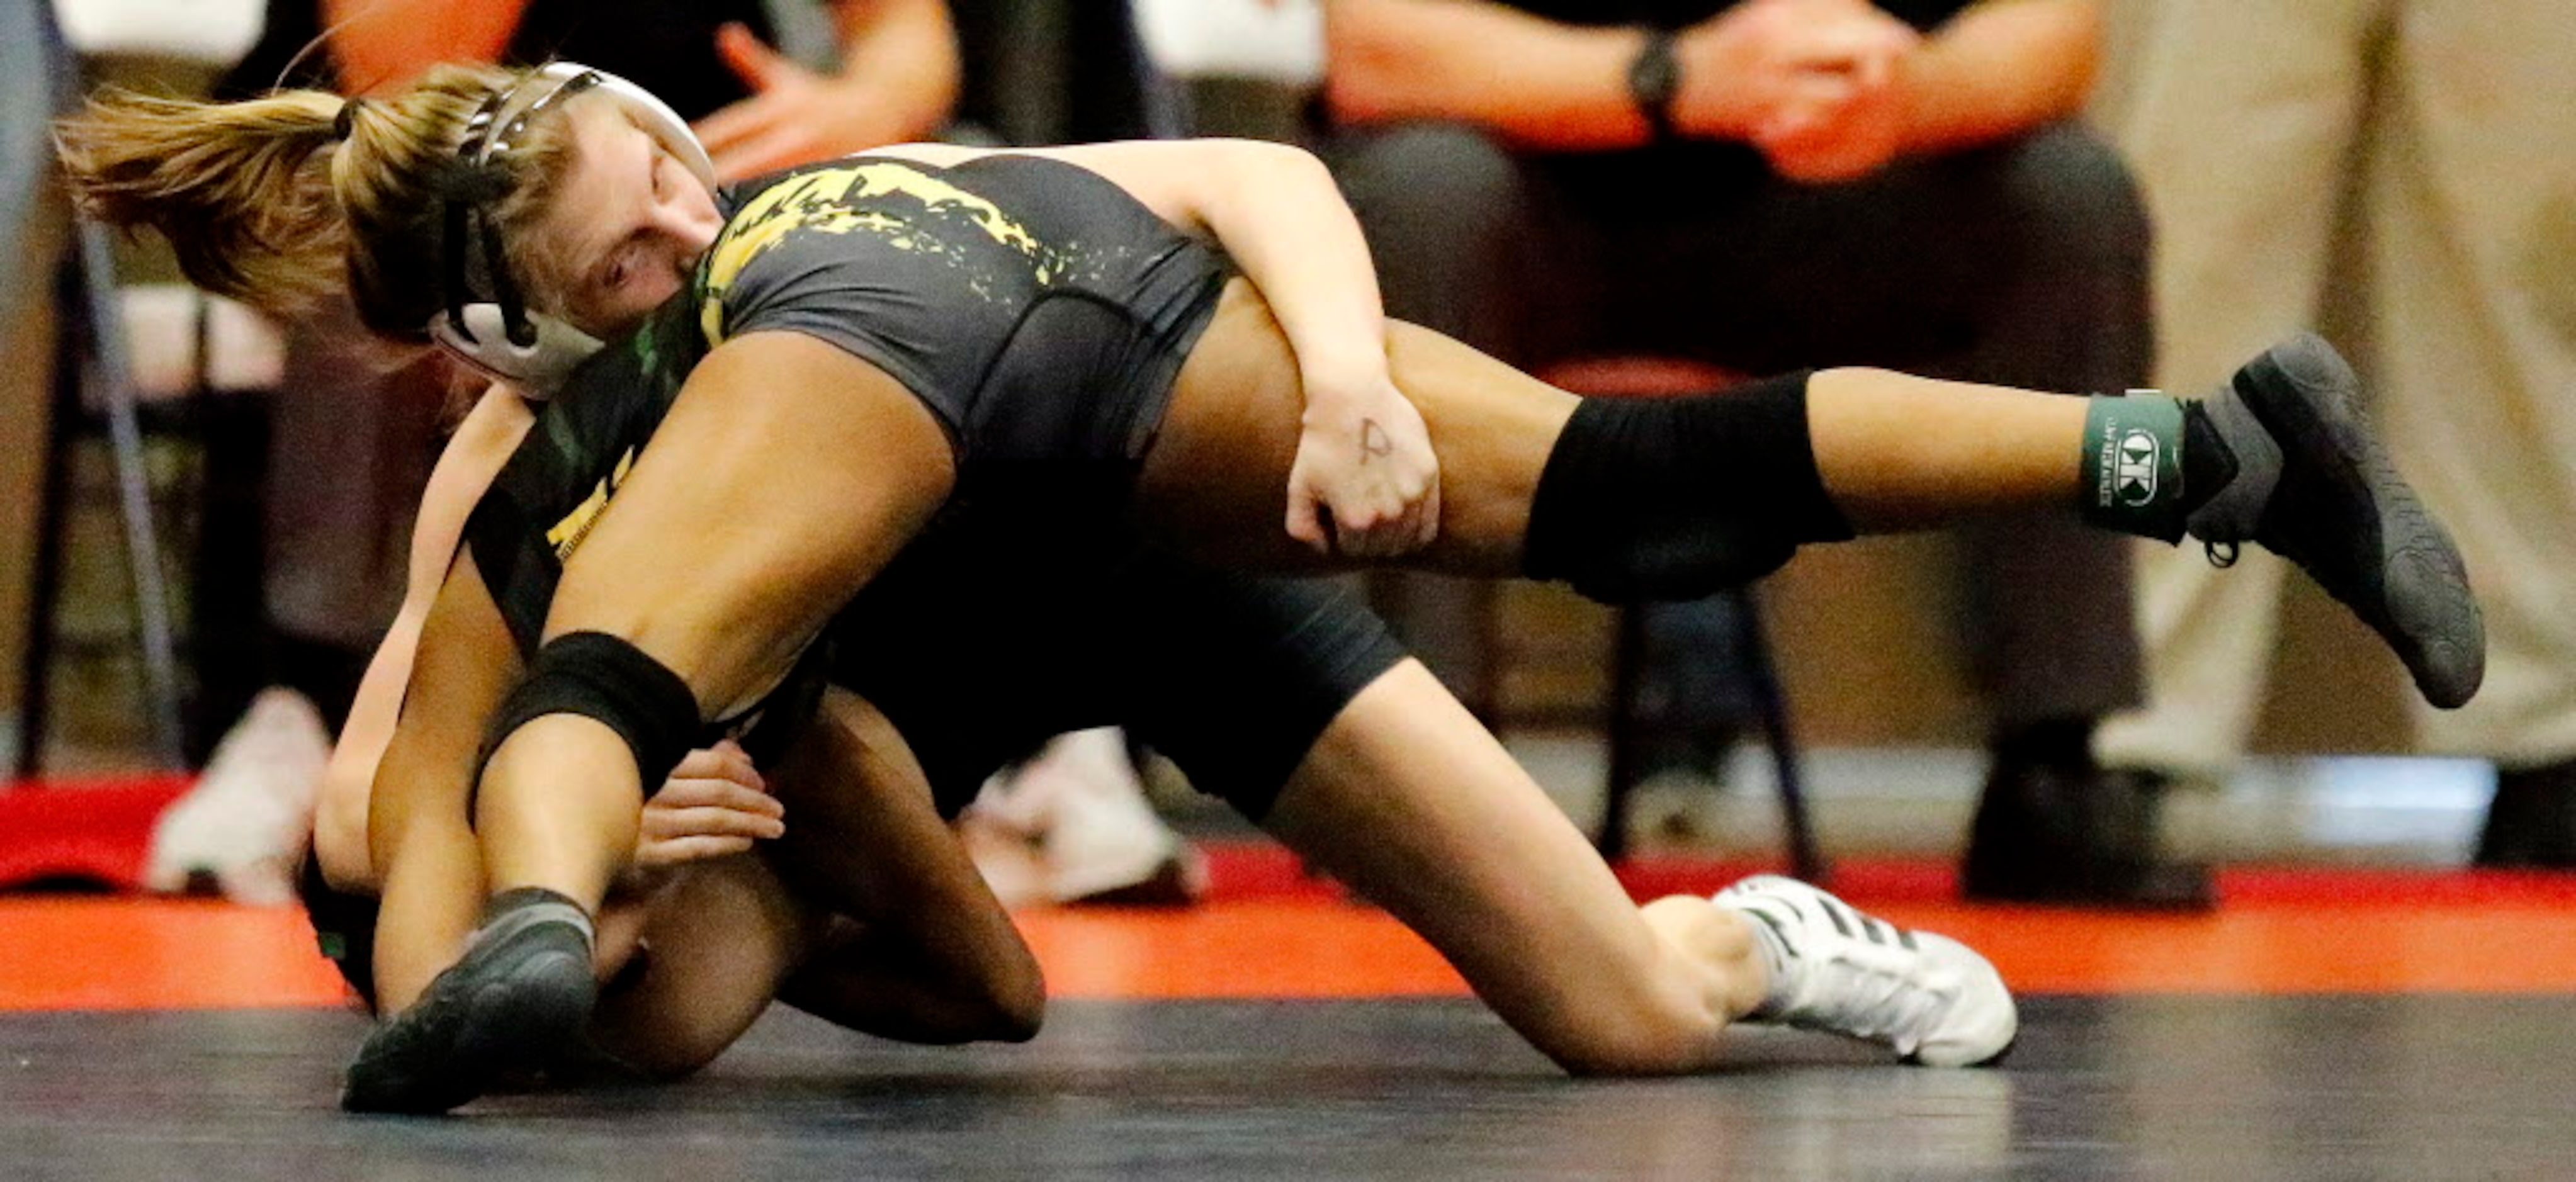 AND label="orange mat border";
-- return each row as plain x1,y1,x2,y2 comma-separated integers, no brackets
5,891,2576,1013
